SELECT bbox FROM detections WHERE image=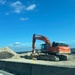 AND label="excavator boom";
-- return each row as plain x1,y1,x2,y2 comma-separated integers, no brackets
32,34,52,53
